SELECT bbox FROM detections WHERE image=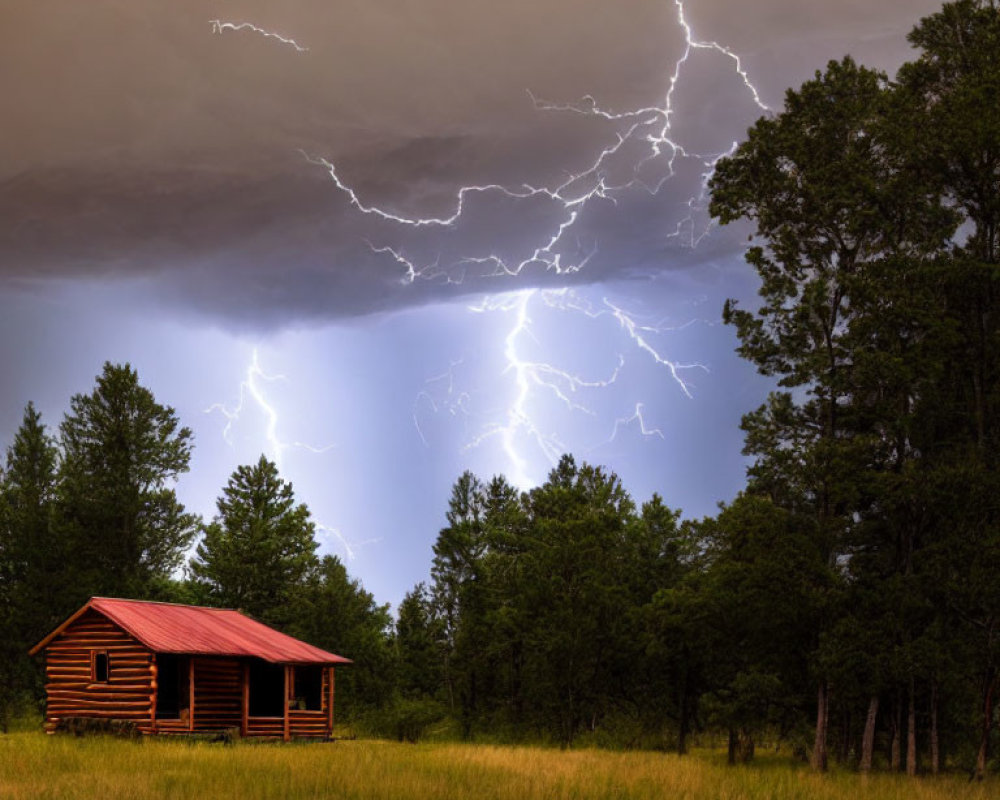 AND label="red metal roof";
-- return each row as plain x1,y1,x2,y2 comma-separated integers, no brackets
37,598,351,664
